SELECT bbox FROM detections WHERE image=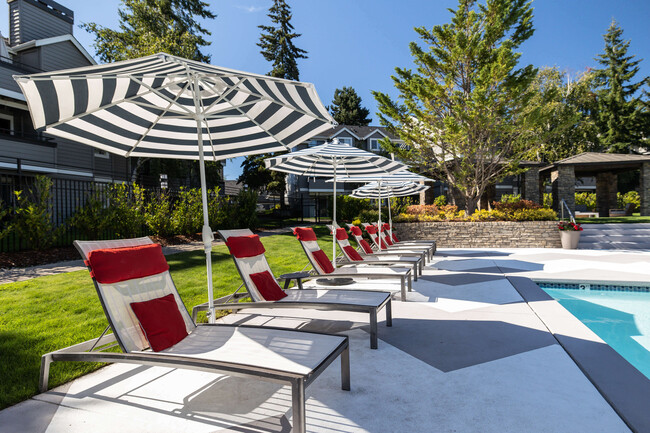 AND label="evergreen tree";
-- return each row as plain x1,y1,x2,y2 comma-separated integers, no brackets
83,0,216,63
592,20,649,153
257,0,307,80
374,0,539,212
329,87,372,126
238,152,287,197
